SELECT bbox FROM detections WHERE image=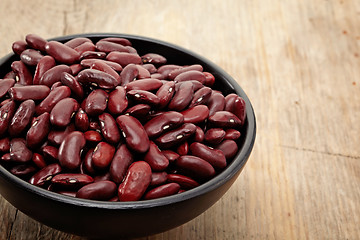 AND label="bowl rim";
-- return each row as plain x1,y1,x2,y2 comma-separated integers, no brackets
0,33,256,210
